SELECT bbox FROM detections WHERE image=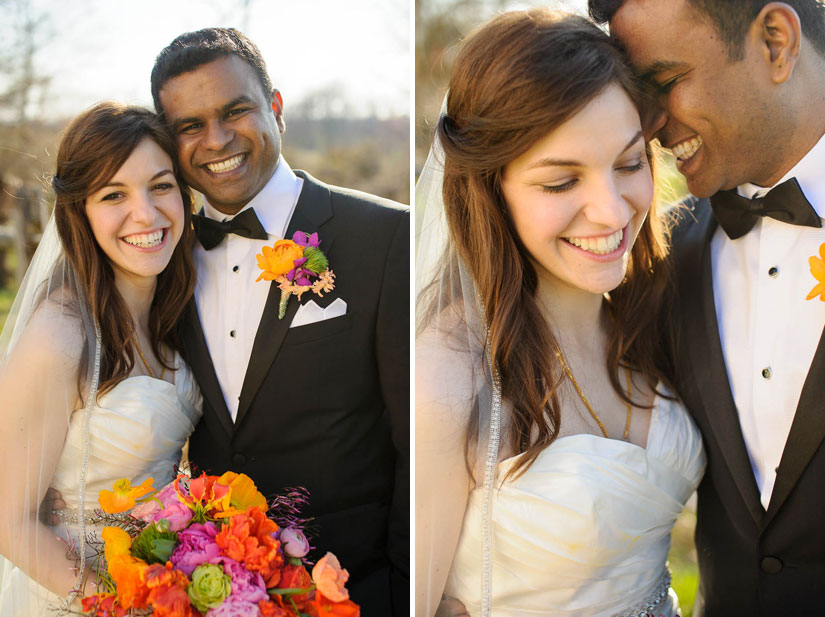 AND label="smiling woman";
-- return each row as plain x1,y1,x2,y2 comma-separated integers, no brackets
0,102,202,615
415,8,705,617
